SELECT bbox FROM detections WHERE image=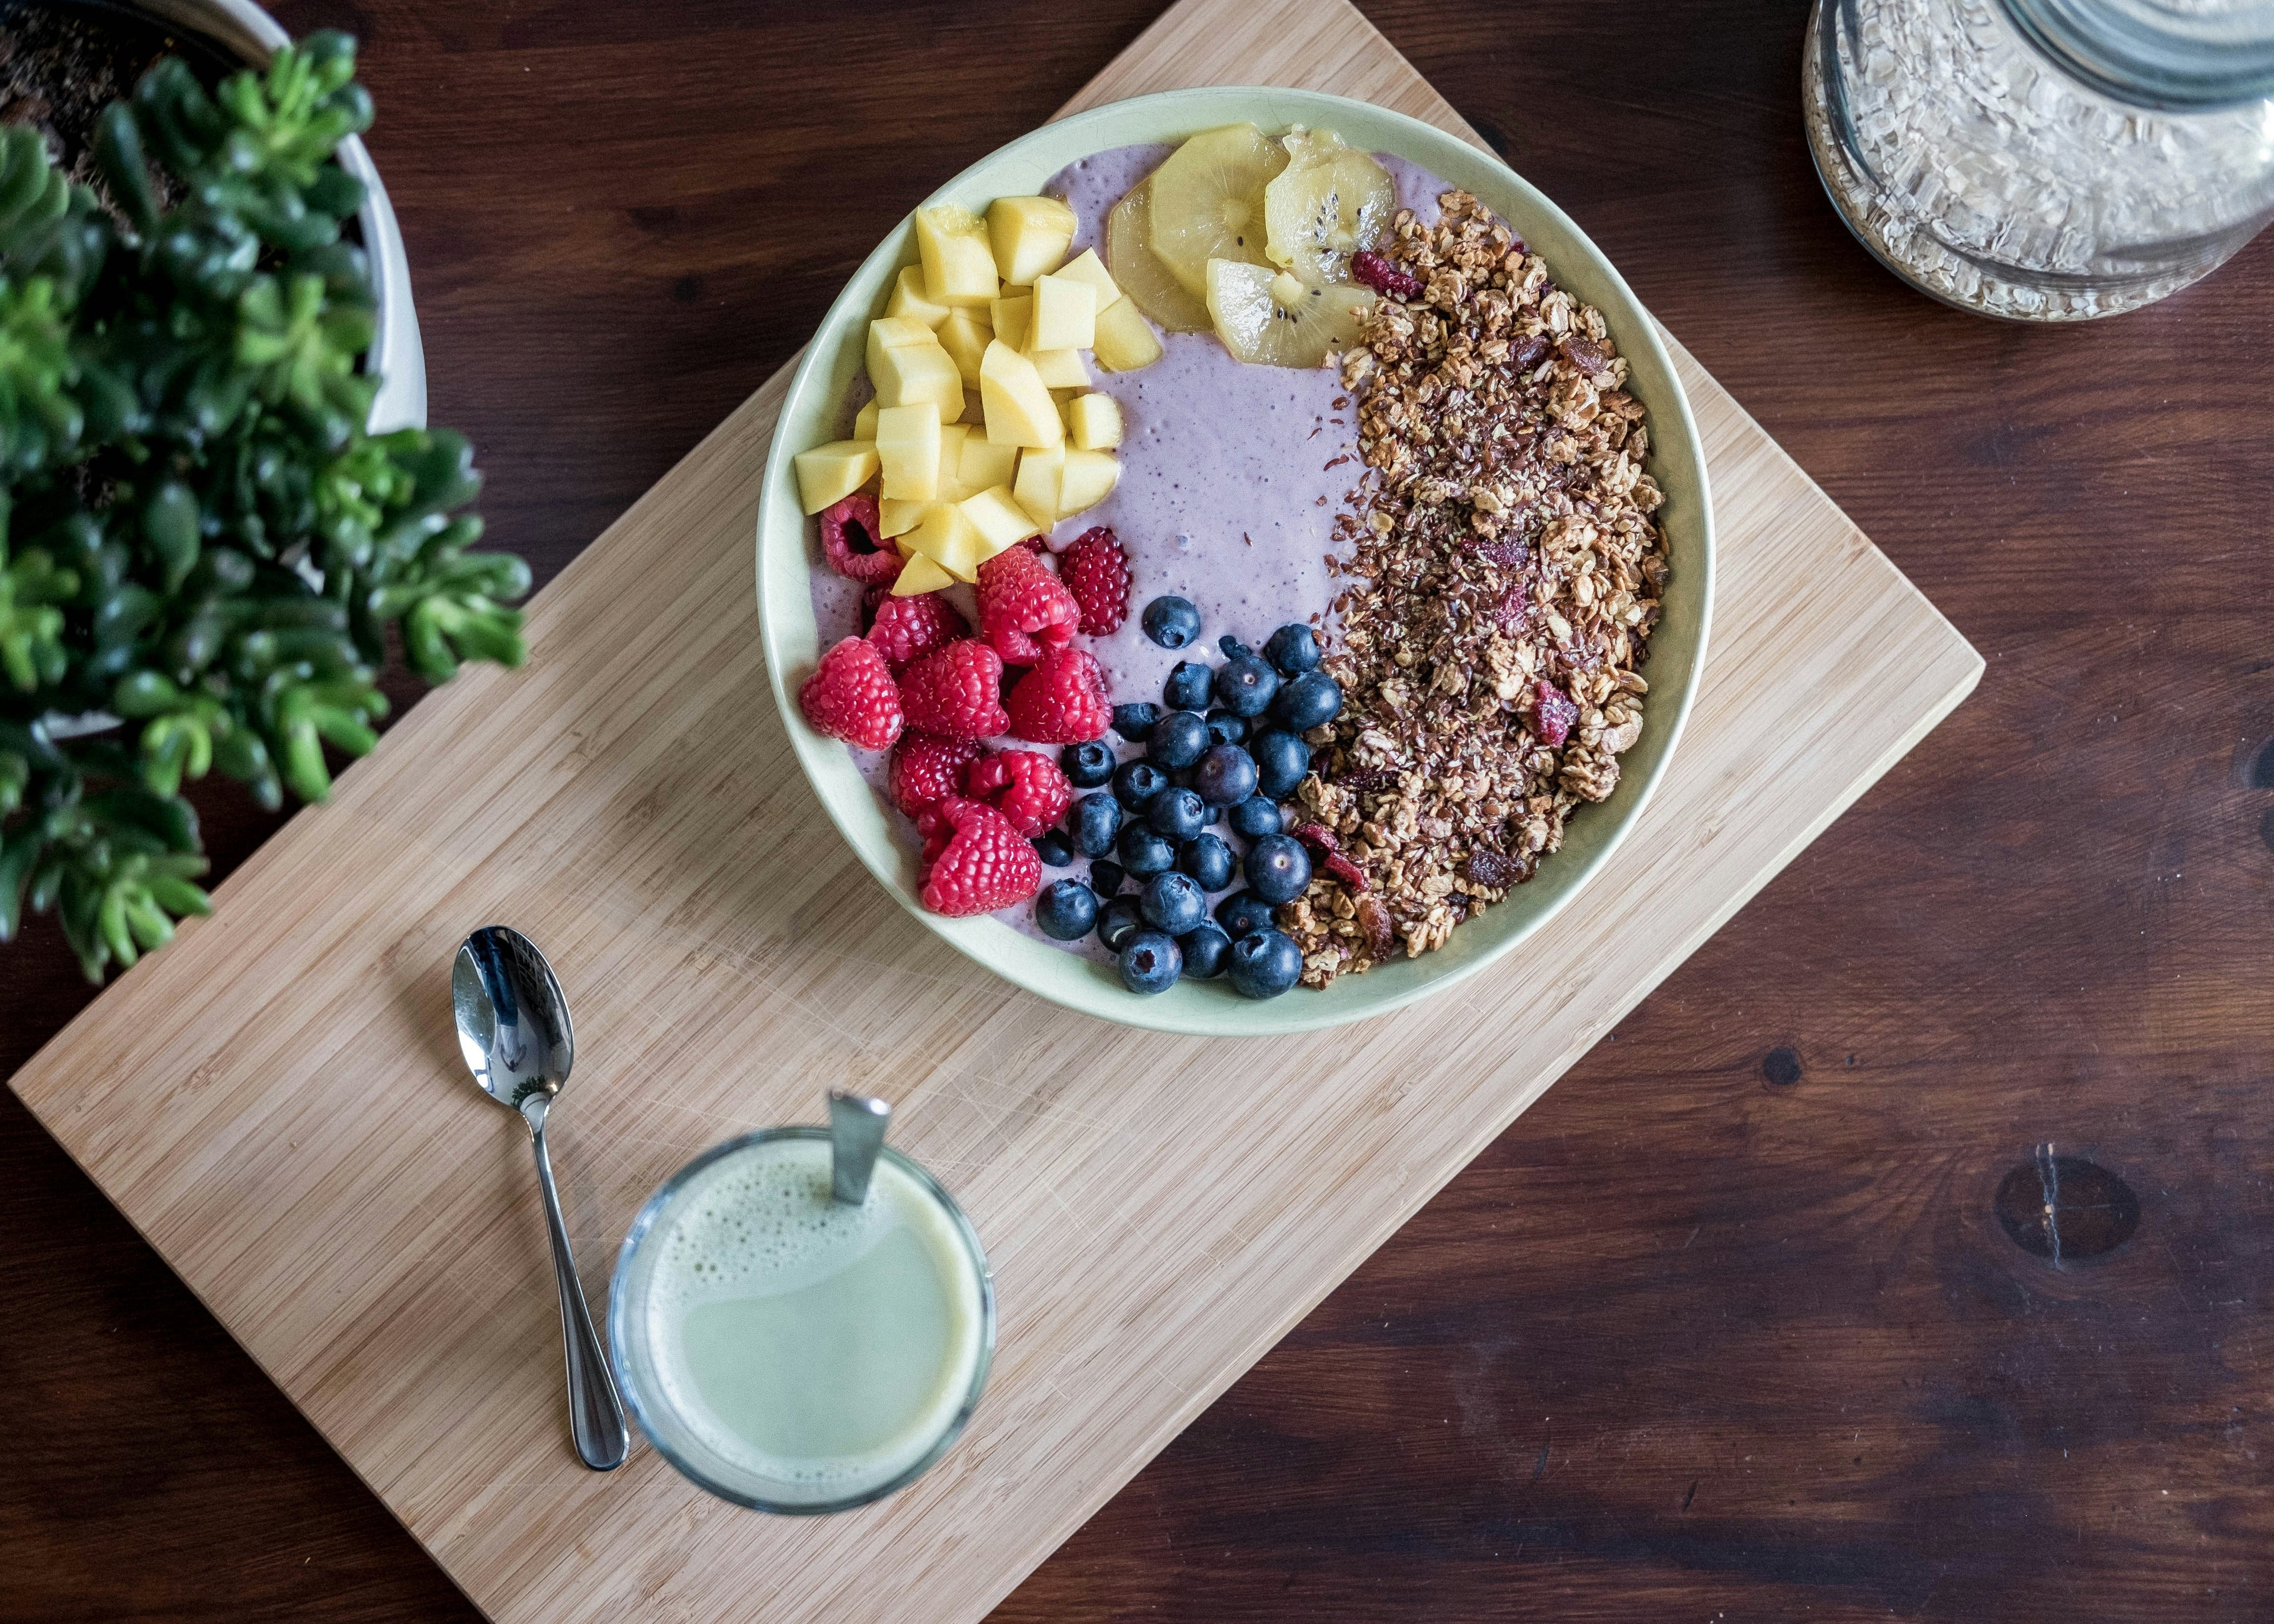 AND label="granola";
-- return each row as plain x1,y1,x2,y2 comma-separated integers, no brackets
1285,189,1669,987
